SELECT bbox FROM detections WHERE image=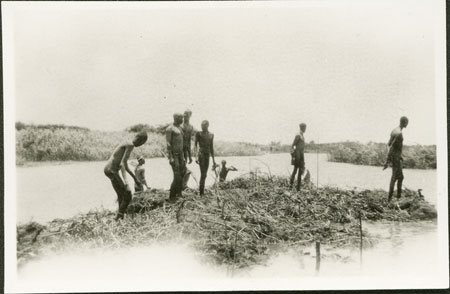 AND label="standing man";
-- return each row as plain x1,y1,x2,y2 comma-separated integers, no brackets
181,109,194,164
290,123,307,191
134,155,150,193
195,120,216,196
104,131,148,220
383,116,409,201
166,113,186,202
181,109,194,190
